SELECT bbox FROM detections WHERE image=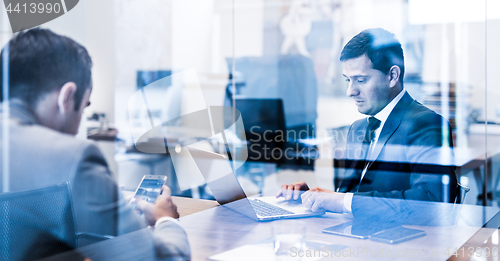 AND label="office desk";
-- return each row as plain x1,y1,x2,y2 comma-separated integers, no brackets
45,196,500,261
180,201,500,260
120,192,220,218
172,196,220,217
